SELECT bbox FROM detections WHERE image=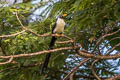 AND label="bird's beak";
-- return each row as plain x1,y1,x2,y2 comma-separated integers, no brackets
63,14,67,17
